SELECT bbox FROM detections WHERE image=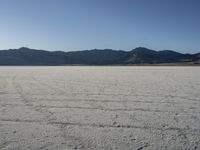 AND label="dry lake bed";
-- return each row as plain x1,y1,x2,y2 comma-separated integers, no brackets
0,66,200,150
